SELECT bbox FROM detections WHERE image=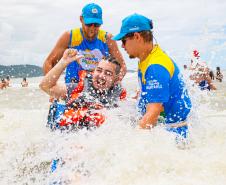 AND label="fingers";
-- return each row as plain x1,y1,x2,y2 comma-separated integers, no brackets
62,49,79,62
66,48,78,57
